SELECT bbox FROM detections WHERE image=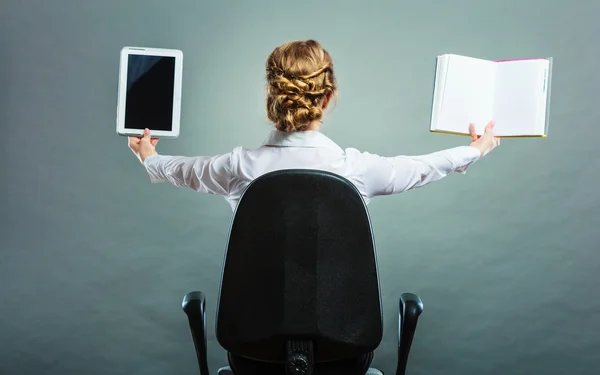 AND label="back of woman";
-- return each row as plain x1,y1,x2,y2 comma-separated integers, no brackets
128,40,499,211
